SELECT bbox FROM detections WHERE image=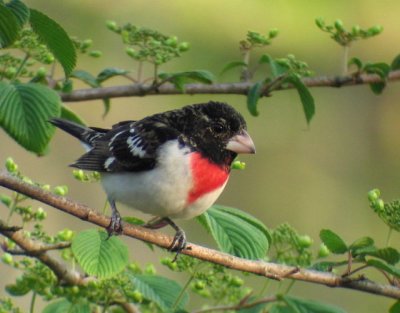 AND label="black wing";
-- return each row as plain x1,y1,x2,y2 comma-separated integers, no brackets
72,119,183,172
